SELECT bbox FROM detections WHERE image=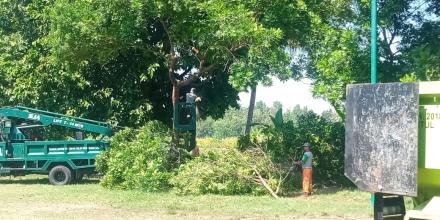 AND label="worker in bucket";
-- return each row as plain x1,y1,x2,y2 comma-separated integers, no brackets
295,143,313,196
186,88,201,118
186,88,200,103
185,88,201,156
